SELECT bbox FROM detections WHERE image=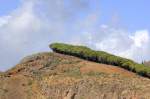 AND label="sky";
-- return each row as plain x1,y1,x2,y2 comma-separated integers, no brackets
0,0,150,71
